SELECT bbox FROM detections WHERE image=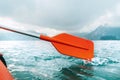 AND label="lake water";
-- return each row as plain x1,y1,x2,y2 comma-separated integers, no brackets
0,41,120,80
